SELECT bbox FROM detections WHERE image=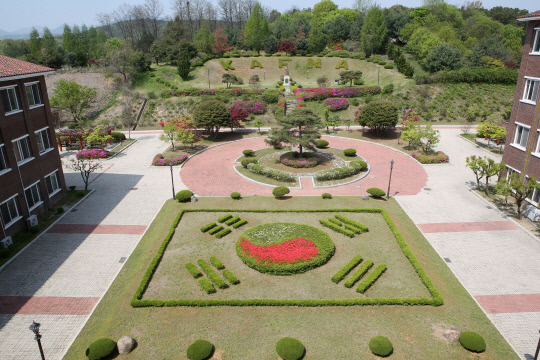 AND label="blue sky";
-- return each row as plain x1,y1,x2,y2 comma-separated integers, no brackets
1,0,538,32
